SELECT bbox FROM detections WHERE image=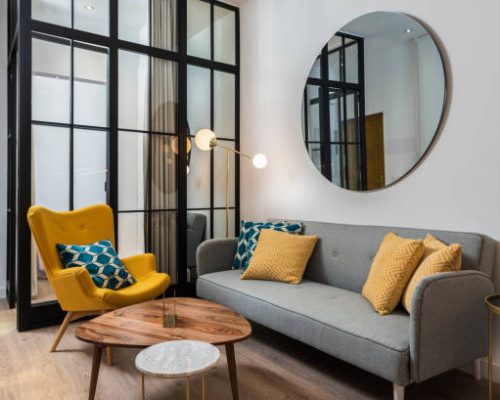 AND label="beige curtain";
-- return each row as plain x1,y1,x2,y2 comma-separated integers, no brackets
149,0,178,282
